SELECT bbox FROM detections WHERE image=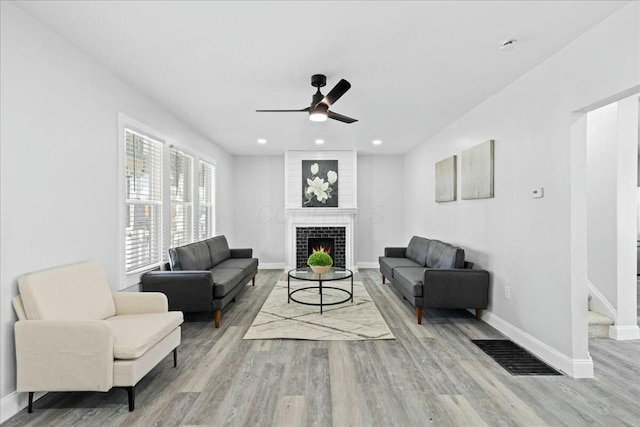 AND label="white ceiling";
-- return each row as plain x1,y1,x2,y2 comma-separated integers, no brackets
16,1,628,155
